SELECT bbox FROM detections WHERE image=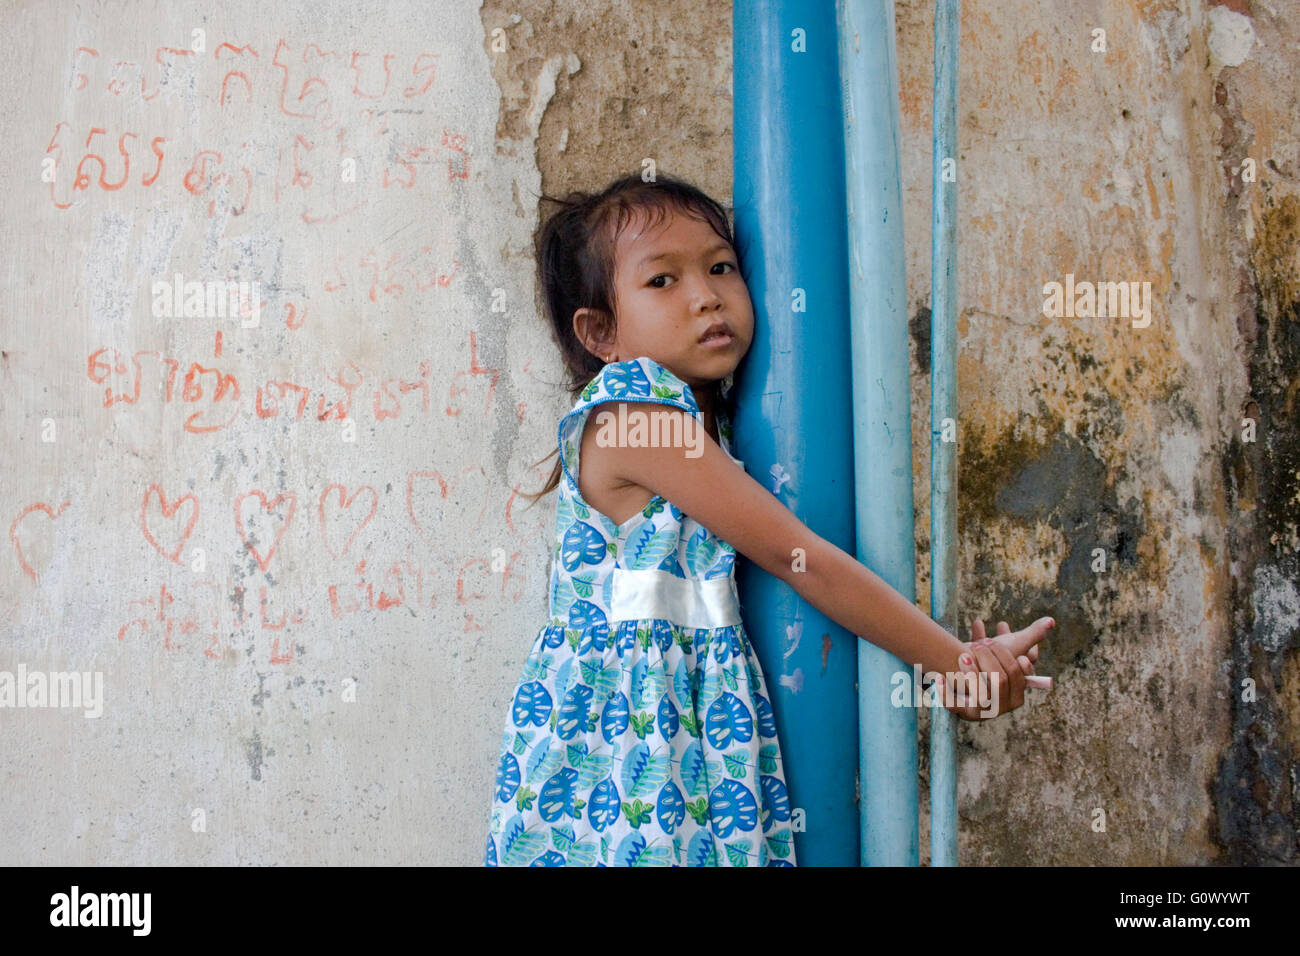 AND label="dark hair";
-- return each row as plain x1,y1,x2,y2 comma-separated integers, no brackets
519,171,741,505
